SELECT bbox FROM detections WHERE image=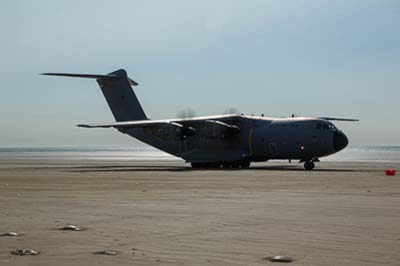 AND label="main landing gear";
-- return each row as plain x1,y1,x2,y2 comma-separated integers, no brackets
191,161,251,169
